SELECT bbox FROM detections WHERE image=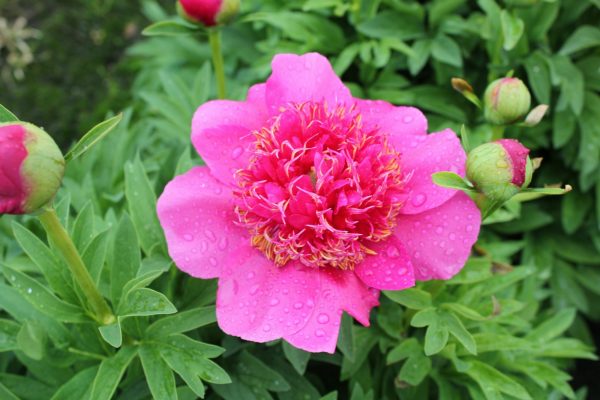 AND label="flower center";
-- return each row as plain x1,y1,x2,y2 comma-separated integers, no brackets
234,102,405,269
